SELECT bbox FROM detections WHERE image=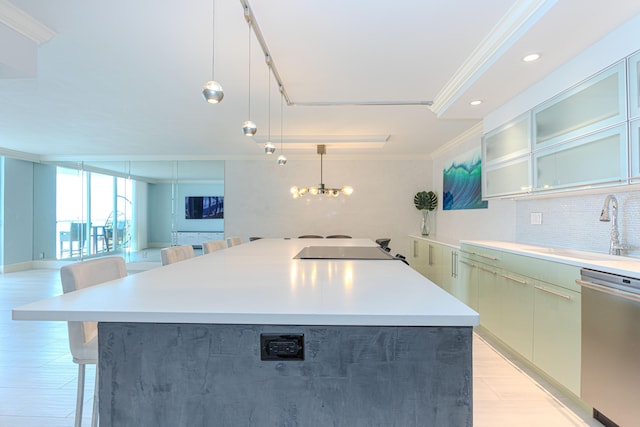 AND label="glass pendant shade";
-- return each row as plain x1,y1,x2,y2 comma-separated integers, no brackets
242,120,257,136
202,81,224,103
277,155,287,165
264,141,276,154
